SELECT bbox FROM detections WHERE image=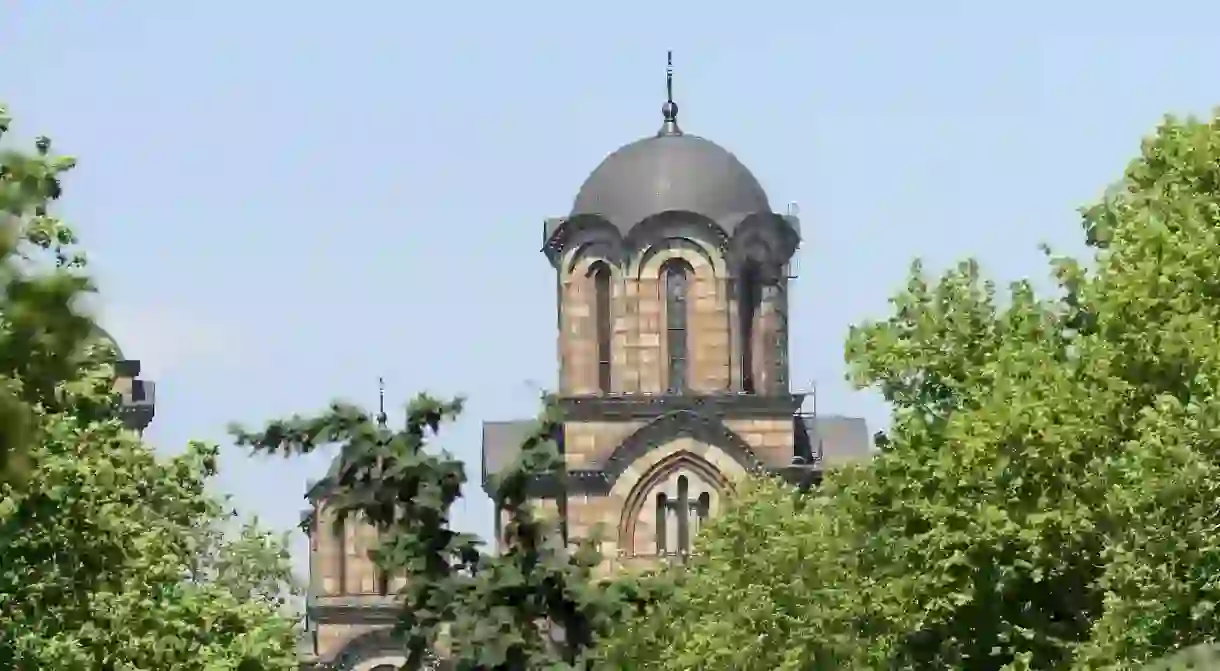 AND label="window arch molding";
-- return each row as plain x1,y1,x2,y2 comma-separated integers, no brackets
632,237,721,281
617,449,728,555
